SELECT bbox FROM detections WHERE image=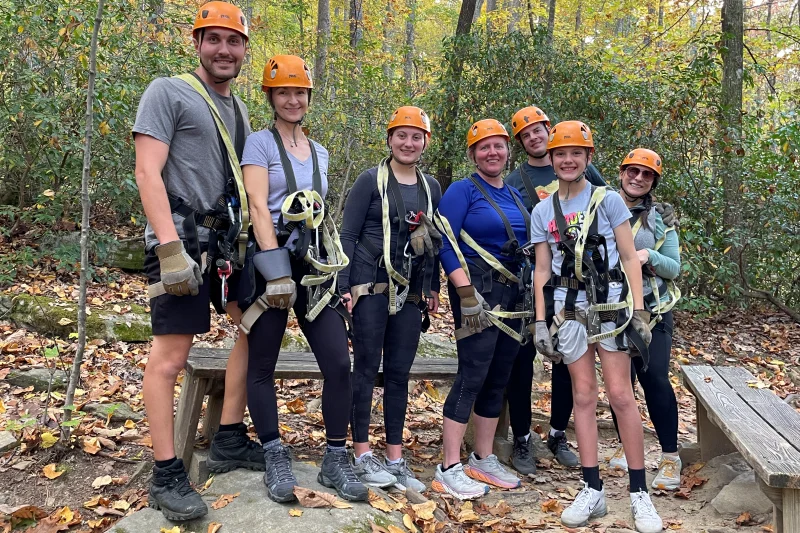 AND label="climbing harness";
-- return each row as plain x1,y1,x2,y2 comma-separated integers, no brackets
349,158,435,316
434,175,533,343
238,129,349,334
147,73,249,306
631,216,681,328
